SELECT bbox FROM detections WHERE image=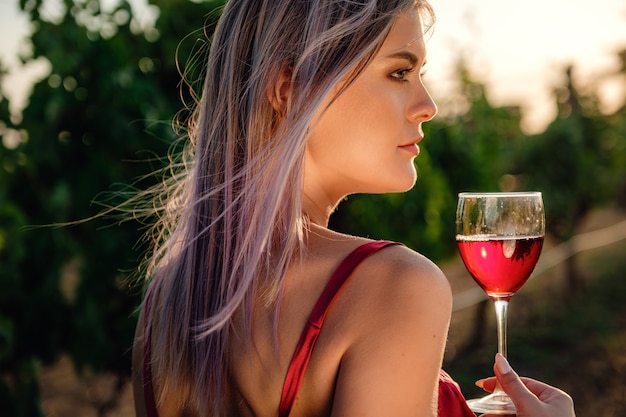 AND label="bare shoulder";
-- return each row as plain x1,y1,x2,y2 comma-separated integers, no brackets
309,226,449,287
323,238,454,352
326,242,452,416
373,242,448,281
306,227,453,316
353,242,453,313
